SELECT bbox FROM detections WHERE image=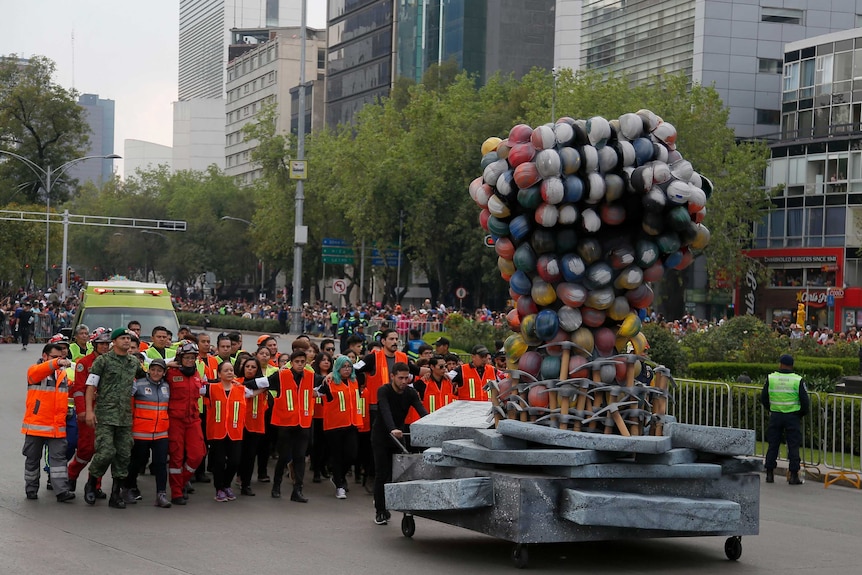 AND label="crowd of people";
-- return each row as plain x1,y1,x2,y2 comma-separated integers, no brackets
21,321,508,525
